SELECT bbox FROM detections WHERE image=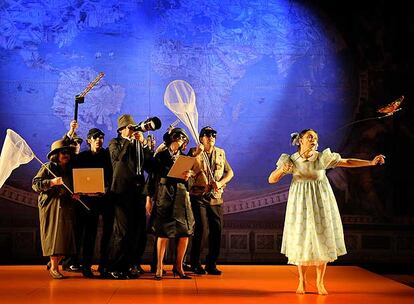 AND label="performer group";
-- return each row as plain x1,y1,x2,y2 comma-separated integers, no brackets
32,113,385,295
